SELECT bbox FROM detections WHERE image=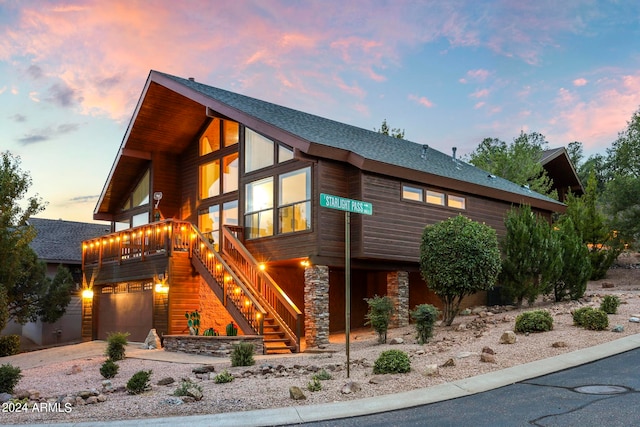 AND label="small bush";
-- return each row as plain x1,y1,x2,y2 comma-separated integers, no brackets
126,370,152,394
572,306,595,326
0,335,21,357
213,370,234,384
226,321,238,336
231,342,255,367
307,376,322,392
514,310,554,333
100,358,119,379
600,295,621,315
173,378,203,396
364,295,394,344
581,309,609,331
411,304,439,344
0,363,22,394
373,349,411,374
314,369,332,380
106,331,129,361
